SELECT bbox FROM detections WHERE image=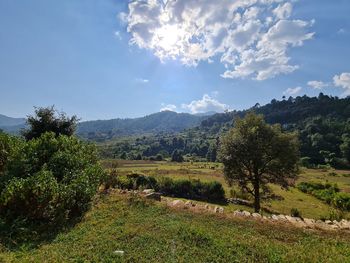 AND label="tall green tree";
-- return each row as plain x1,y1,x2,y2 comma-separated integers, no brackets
219,112,299,212
22,106,78,140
